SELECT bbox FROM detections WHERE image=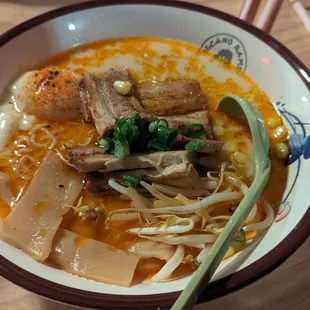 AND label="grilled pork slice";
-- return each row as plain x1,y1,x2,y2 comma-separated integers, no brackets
136,80,213,137
81,67,214,137
67,148,196,173
66,146,109,173
136,79,208,116
0,151,83,262
166,110,214,139
49,228,140,287
80,68,151,136
85,165,200,196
